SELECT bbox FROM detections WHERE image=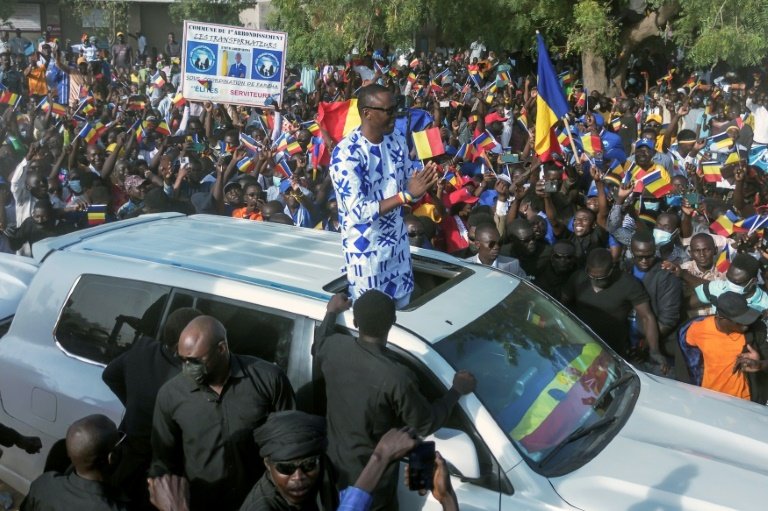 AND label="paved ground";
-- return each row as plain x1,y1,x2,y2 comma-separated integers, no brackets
0,480,22,510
